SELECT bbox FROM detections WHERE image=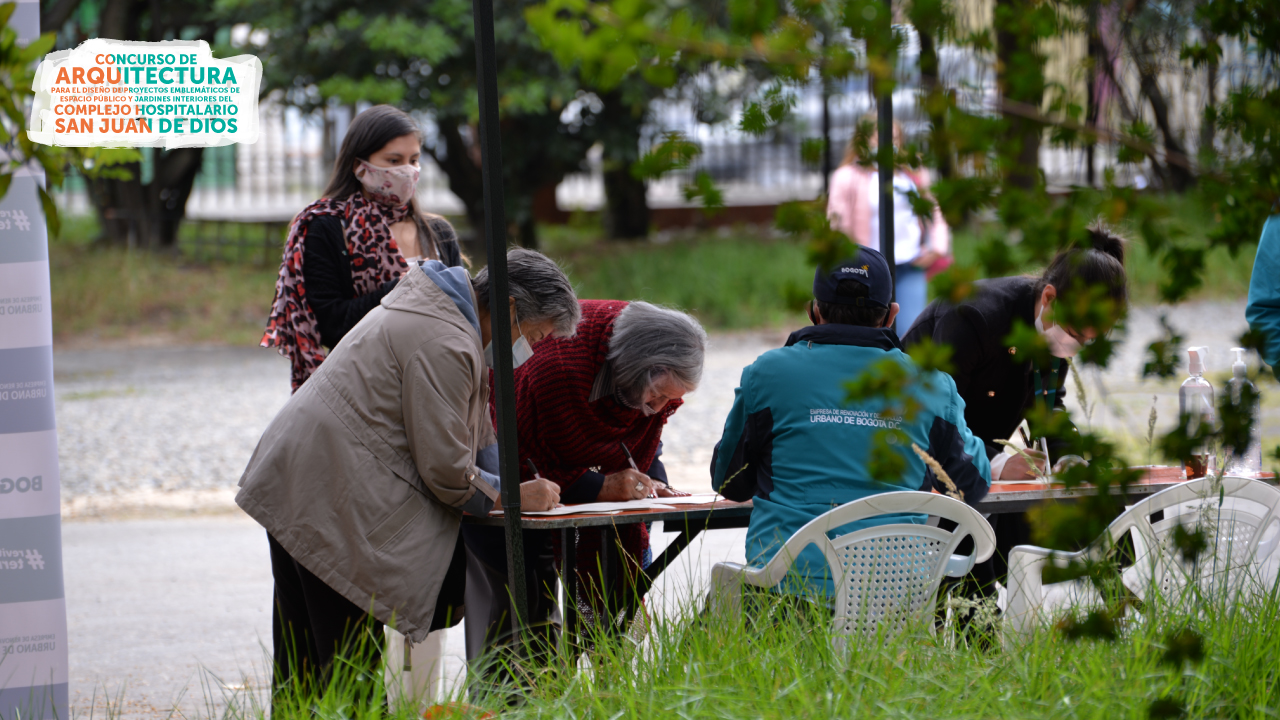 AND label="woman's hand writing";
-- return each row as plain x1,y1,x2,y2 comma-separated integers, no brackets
599,469,654,501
